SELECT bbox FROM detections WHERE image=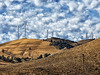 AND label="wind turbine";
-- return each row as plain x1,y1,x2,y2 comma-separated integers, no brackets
24,23,26,38
52,31,54,38
86,32,88,39
17,25,19,39
47,30,48,39
91,32,94,39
